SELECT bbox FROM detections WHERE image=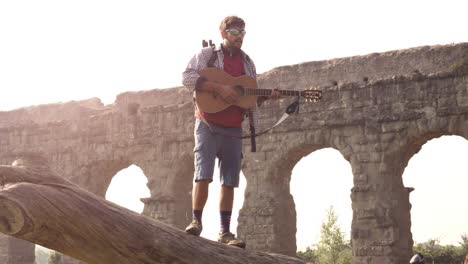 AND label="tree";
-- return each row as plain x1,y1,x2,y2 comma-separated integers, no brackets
413,238,466,263
315,206,351,264
297,246,318,263
0,154,304,264
460,233,468,253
